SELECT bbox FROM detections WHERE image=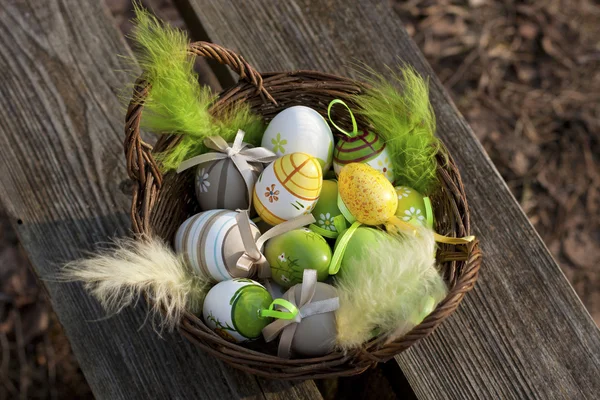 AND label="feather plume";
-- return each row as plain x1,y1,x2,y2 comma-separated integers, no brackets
61,236,210,330
130,5,264,171
352,65,440,194
334,227,447,349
